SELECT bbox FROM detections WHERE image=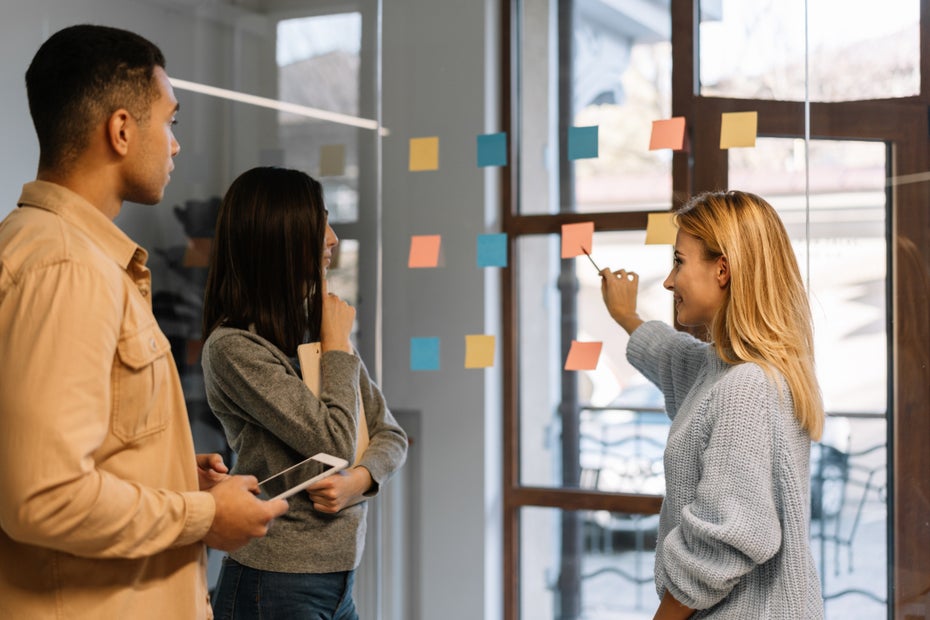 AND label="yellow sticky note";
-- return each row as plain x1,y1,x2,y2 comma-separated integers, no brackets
408,235,442,268
561,221,595,259
649,117,686,151
465,334,495,369
564,340,602,371
720,111,758,149
409,136,439,171
645,213,678,245
319,144,346,177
